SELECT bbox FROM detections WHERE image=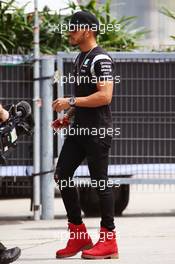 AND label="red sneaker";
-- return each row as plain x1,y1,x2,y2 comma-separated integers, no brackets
81,227,119,259
56,223,93,258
